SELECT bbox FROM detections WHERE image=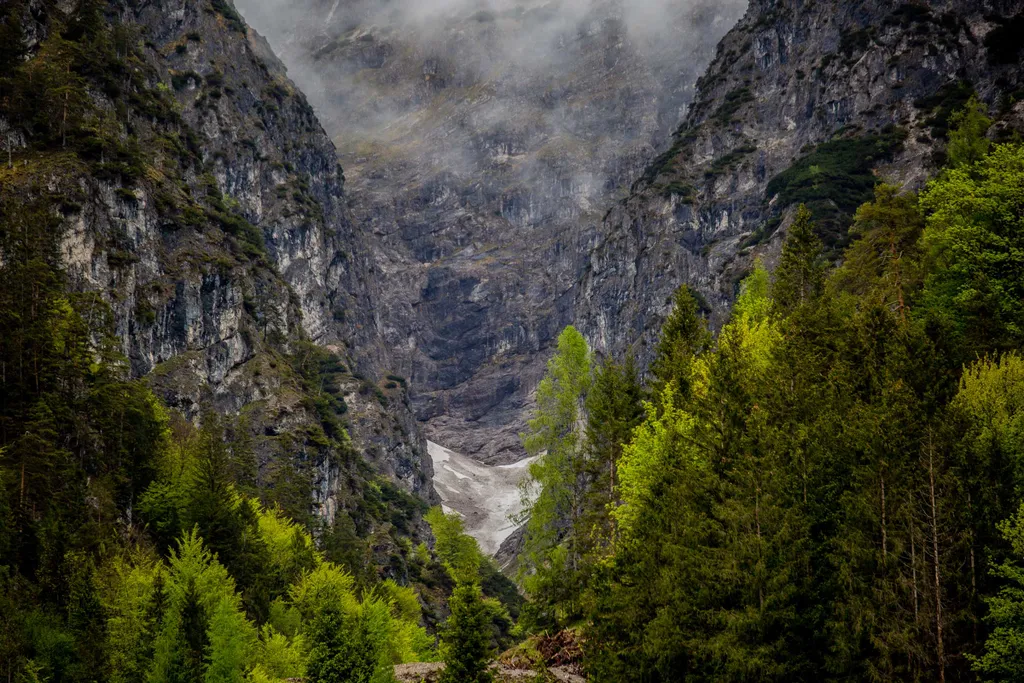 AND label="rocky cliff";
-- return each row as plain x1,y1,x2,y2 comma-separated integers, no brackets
233,0,747,464
577,0,1024,361
1,0,435,570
